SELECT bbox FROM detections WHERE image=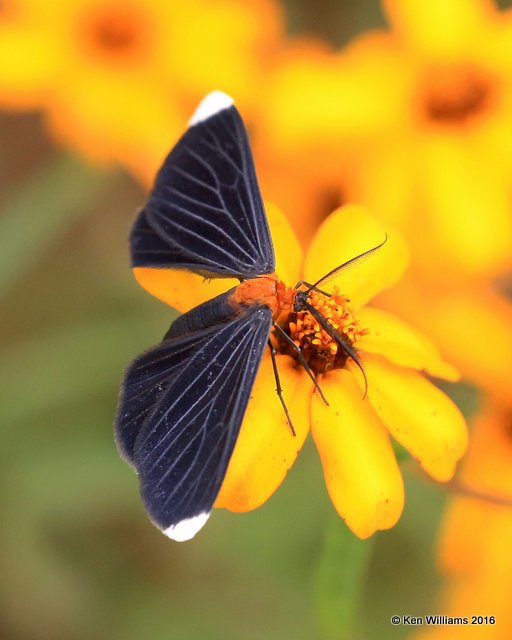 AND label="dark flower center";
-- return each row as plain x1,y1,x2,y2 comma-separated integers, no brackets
422,64,494,126
84,6,151,60
275,289,367,375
